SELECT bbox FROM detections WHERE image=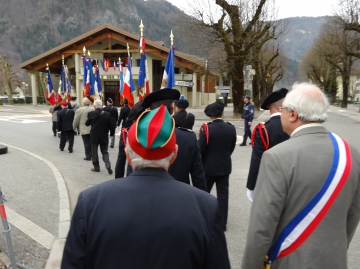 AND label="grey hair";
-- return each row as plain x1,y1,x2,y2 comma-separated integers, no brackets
94,99,102,109
125,140,174,170
83,97,91,106
283,82,329,123
149,99,174,114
